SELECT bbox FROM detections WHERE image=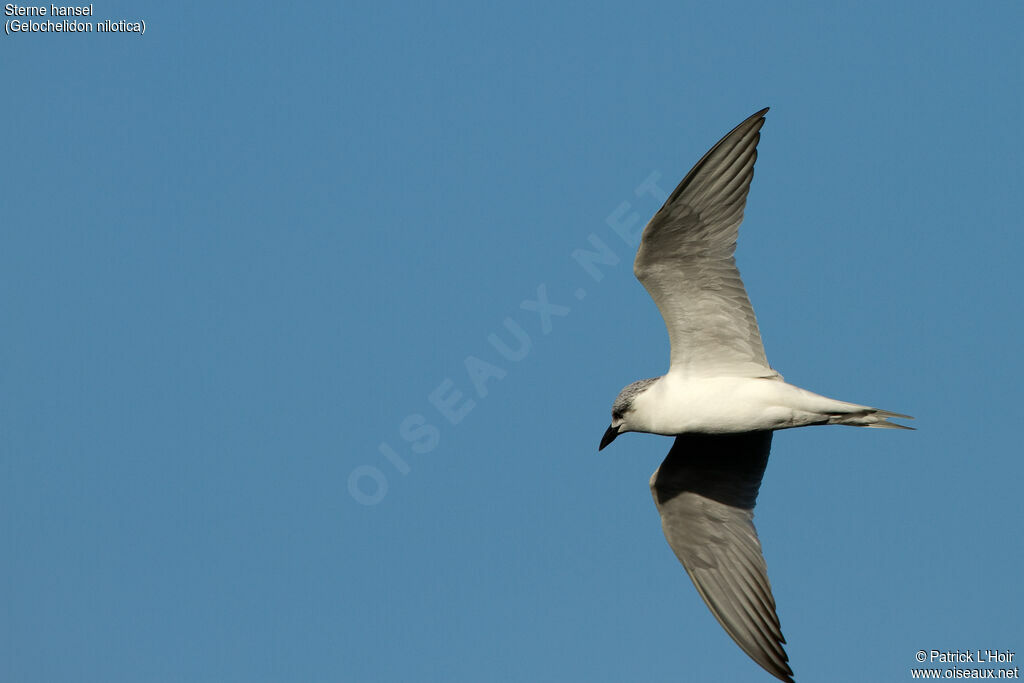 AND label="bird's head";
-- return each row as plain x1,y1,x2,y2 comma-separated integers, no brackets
599,377,660,450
